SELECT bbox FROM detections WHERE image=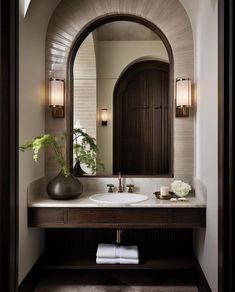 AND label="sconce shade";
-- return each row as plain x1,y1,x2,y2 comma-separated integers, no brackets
101,109,108,126
175,78,191,118
49,78,64,107
49,78,65,118
176,78,192,107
